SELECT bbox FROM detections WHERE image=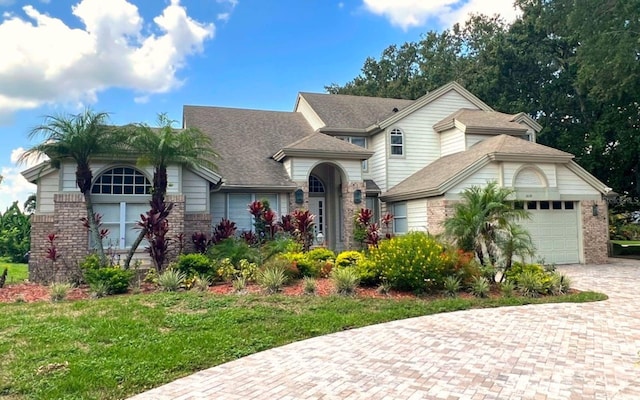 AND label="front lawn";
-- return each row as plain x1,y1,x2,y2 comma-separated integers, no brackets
0,261,27,284
0,290,606,399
